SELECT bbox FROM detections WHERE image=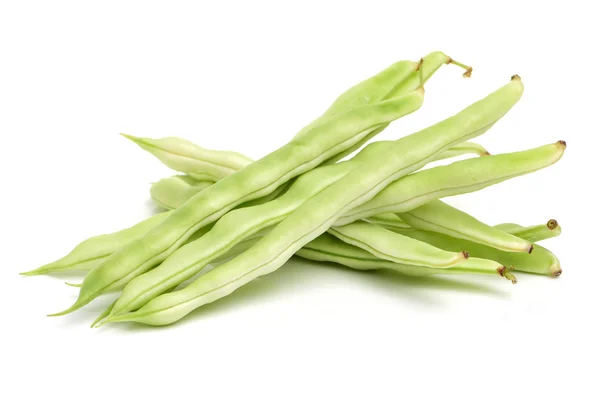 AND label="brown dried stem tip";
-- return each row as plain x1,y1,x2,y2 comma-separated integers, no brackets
446,57,473,78
547,219,559,230
498,266,518,284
